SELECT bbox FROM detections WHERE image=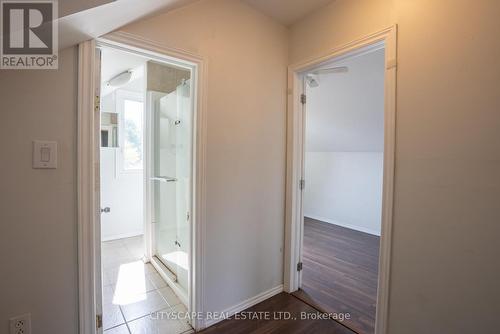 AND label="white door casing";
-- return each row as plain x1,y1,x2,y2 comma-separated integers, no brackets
78,31,208,333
